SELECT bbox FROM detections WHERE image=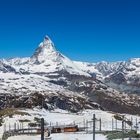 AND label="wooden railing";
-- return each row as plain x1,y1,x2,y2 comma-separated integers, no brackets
2,128,50,140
